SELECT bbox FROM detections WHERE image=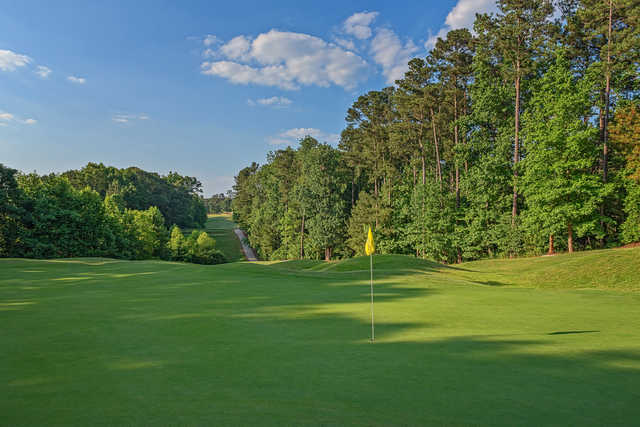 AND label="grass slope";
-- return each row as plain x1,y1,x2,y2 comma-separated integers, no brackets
187,214,245,262
1,249,640,425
